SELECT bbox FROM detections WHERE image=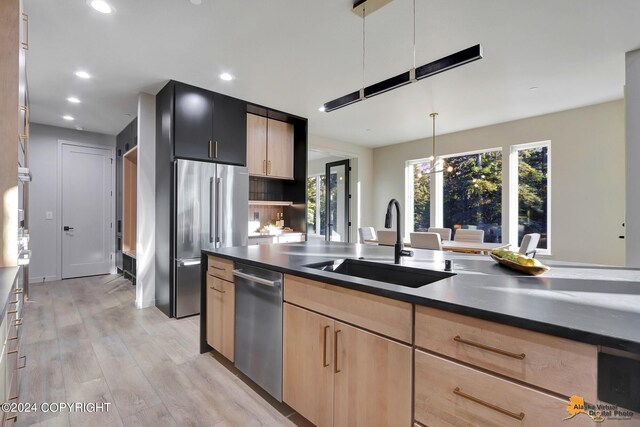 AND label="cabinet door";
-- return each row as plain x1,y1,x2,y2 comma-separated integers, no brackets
334,321,412,427
246,114,267,176
174,83,214,161
212,93,247,166
283,303,334,427
266,119,294,179
206,275,235,362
